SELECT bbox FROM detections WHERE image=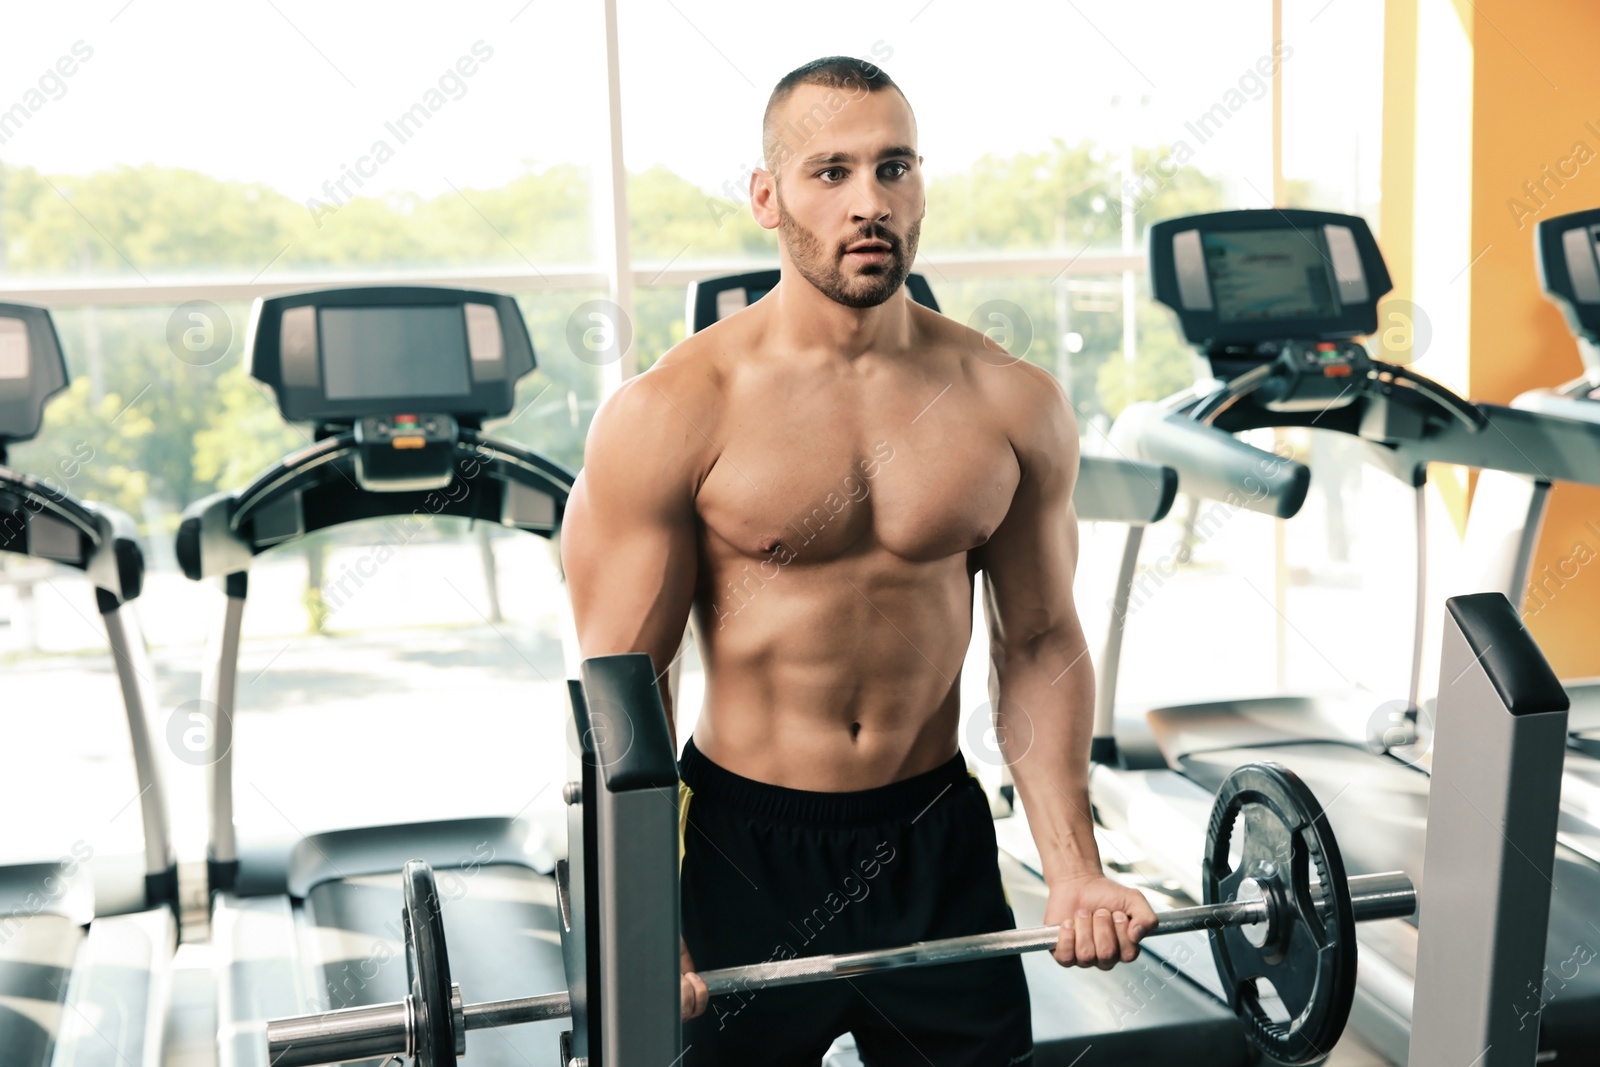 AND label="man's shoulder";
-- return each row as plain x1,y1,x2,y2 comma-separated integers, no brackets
603,325,728,411
927,311,1072,428
652,323,735,388
585,331,729,486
